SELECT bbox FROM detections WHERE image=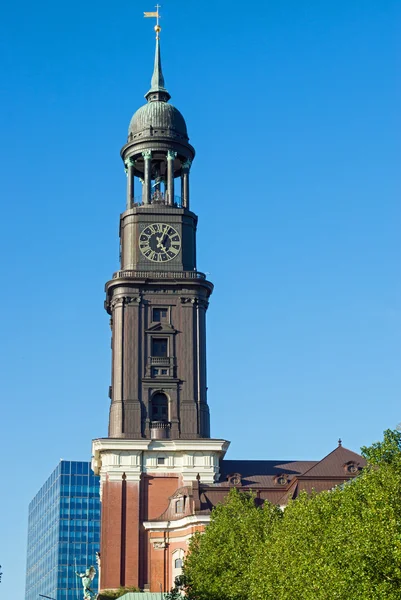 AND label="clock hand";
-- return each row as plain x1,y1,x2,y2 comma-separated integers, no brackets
156,234,167,249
